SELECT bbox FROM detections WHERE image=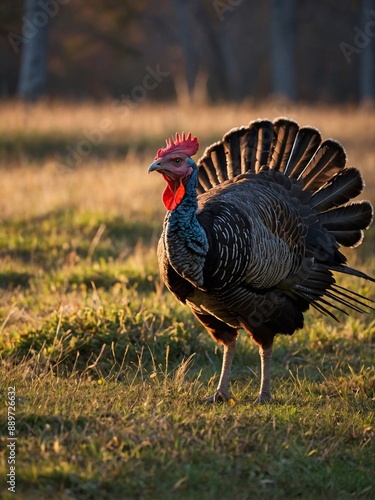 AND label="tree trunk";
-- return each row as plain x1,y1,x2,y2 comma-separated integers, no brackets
172,0,198,101
212,23,242,101
17,0,50,101
194,3,242,101
359,0,375,105
269,0,297,100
